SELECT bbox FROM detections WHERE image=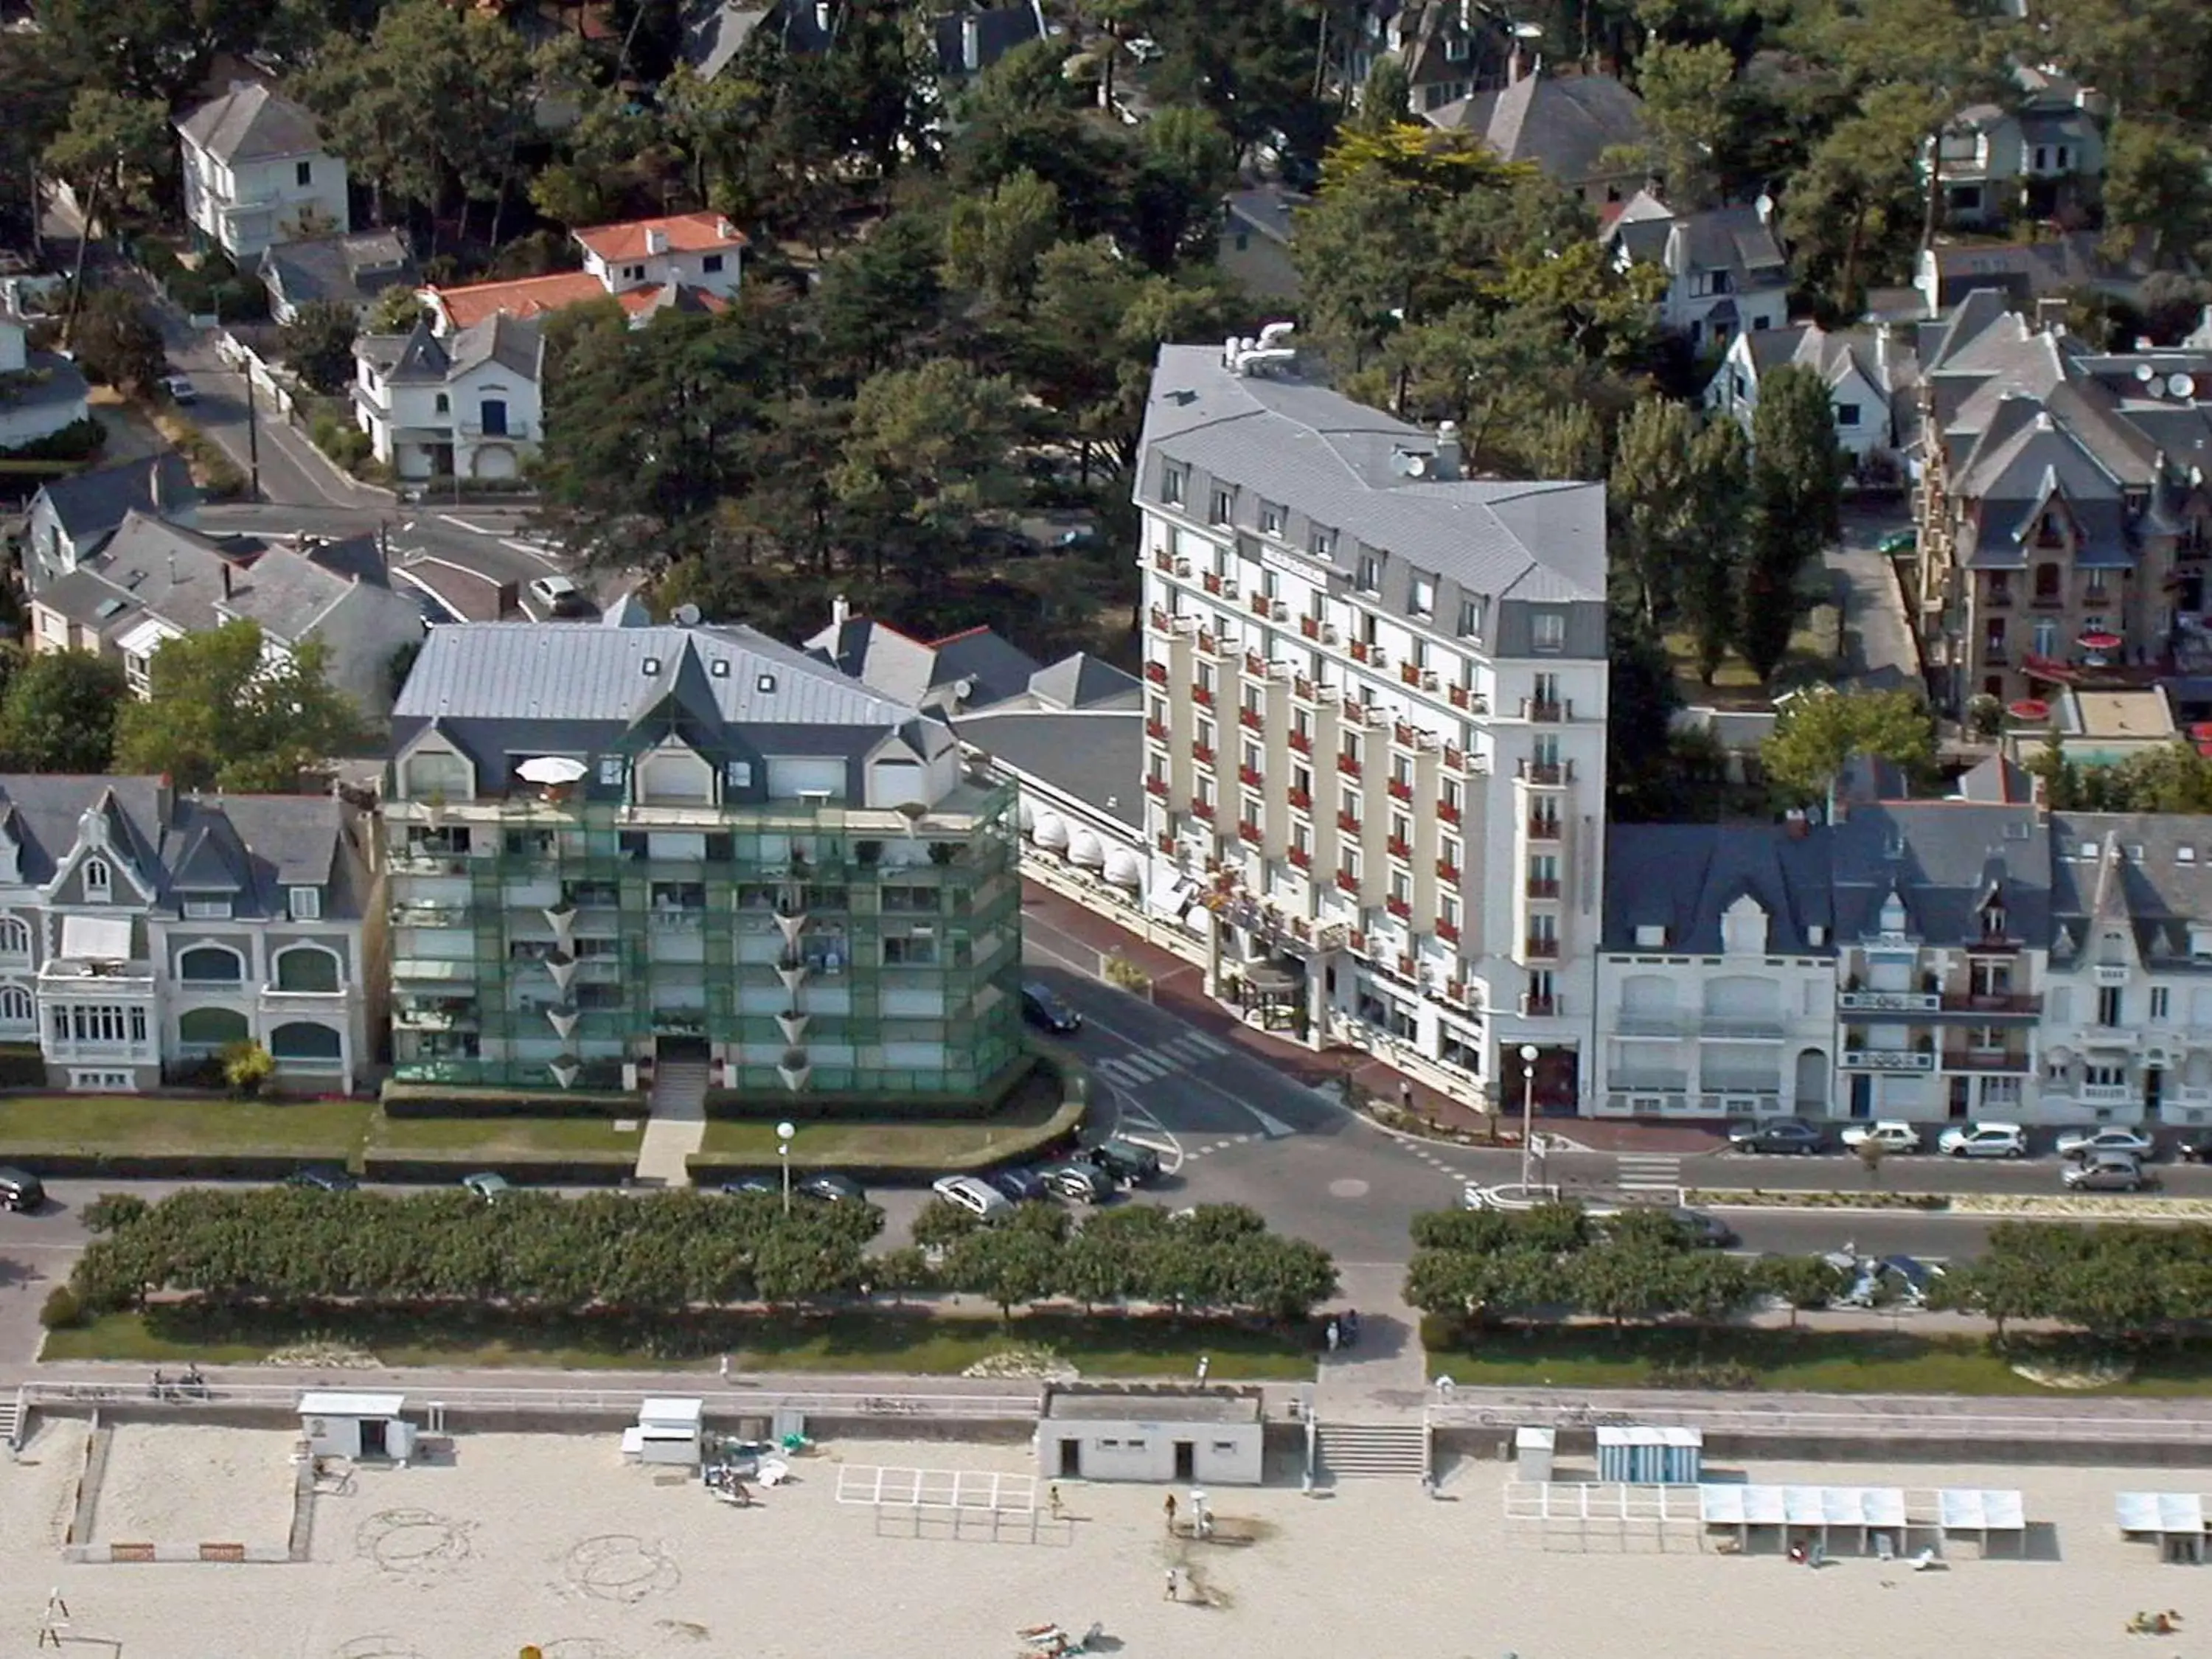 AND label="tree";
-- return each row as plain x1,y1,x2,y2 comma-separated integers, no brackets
1779,84,1932,322
1679,417,1752,684
1760,686,1936,801
944,1222,1064,1318
1353,55,1411,131
1608,396,1704,630
41,0,272,103
1737,364,1844,681
69,291,167,394
0,32,75,246
2102,119,2212,268
832,358,1025,587
1632,38,1736,208
43,89,170,332
1755,1254,1846,1327
940,169,1062,309
114,620,370,790
365,284,435,335
1531,401,1609,481
0,650,125,773
279,300,362,395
